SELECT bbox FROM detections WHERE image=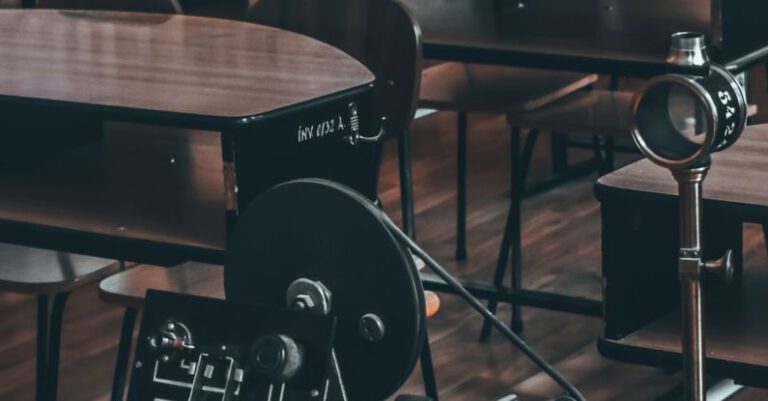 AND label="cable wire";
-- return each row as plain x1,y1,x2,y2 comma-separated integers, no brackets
381,214,586,401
